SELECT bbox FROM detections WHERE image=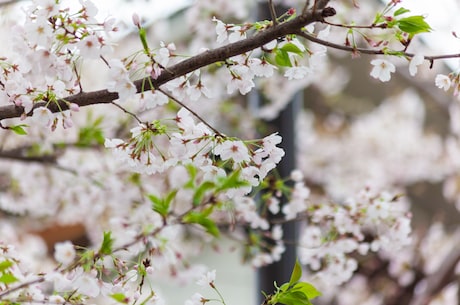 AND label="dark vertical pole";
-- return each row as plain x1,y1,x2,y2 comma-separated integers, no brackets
255,2,301,303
